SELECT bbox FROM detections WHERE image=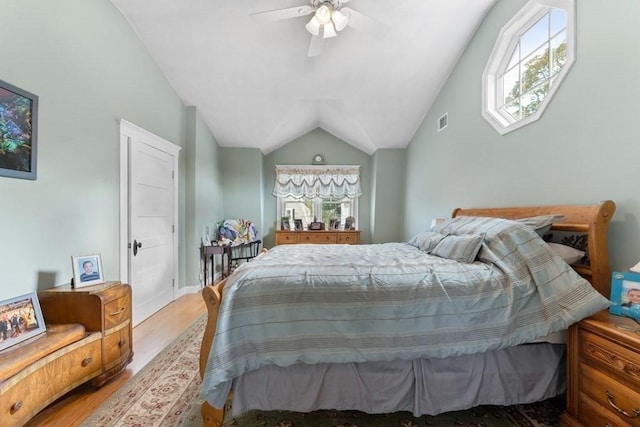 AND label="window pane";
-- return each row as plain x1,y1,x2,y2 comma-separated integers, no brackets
521,82,548,118
550,8,566,35
322,200,341,228
520,14,548,58
502,66,520,106
284,197,313,227
521,44,549,93
550,33,566,76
